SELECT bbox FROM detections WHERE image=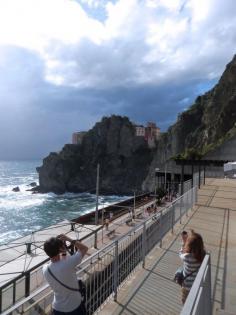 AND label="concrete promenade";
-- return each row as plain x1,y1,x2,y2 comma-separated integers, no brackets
99,178,236,315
